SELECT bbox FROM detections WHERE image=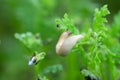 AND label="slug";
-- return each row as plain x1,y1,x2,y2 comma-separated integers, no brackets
56,31,84,56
